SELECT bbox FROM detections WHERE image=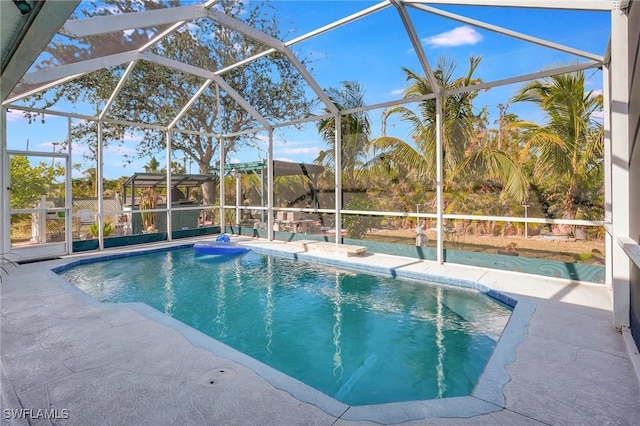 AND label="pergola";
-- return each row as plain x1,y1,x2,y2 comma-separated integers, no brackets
0,1,637,336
